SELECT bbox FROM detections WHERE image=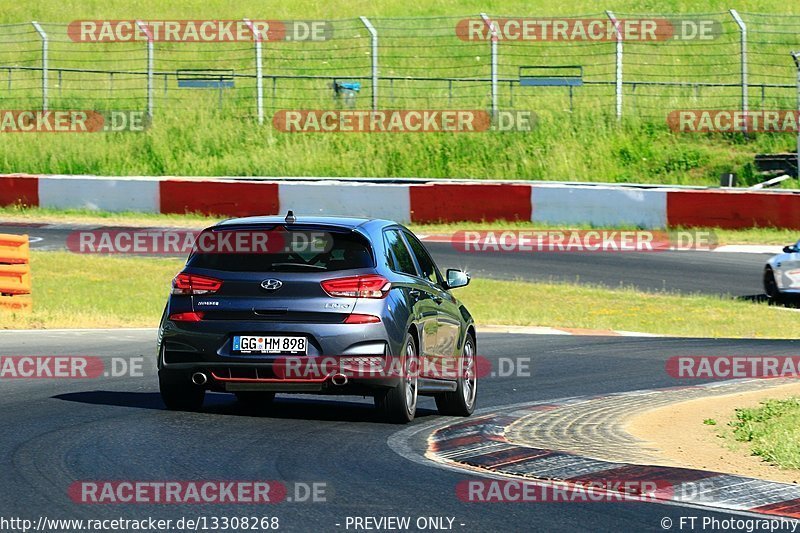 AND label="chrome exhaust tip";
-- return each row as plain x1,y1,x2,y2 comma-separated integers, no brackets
331,373,348,386
191,372,208,386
